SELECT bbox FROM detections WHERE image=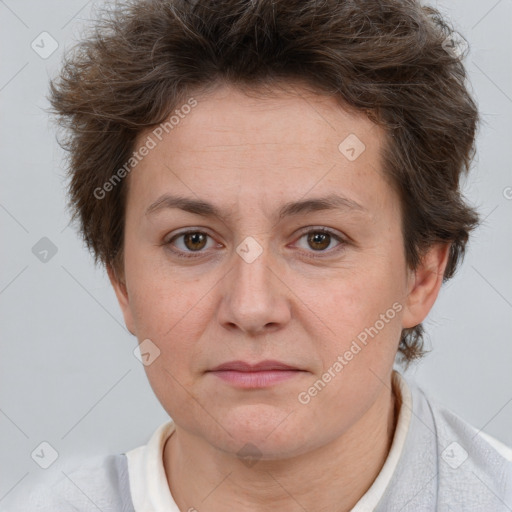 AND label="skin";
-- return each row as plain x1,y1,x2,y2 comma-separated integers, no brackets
108,82,450,512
